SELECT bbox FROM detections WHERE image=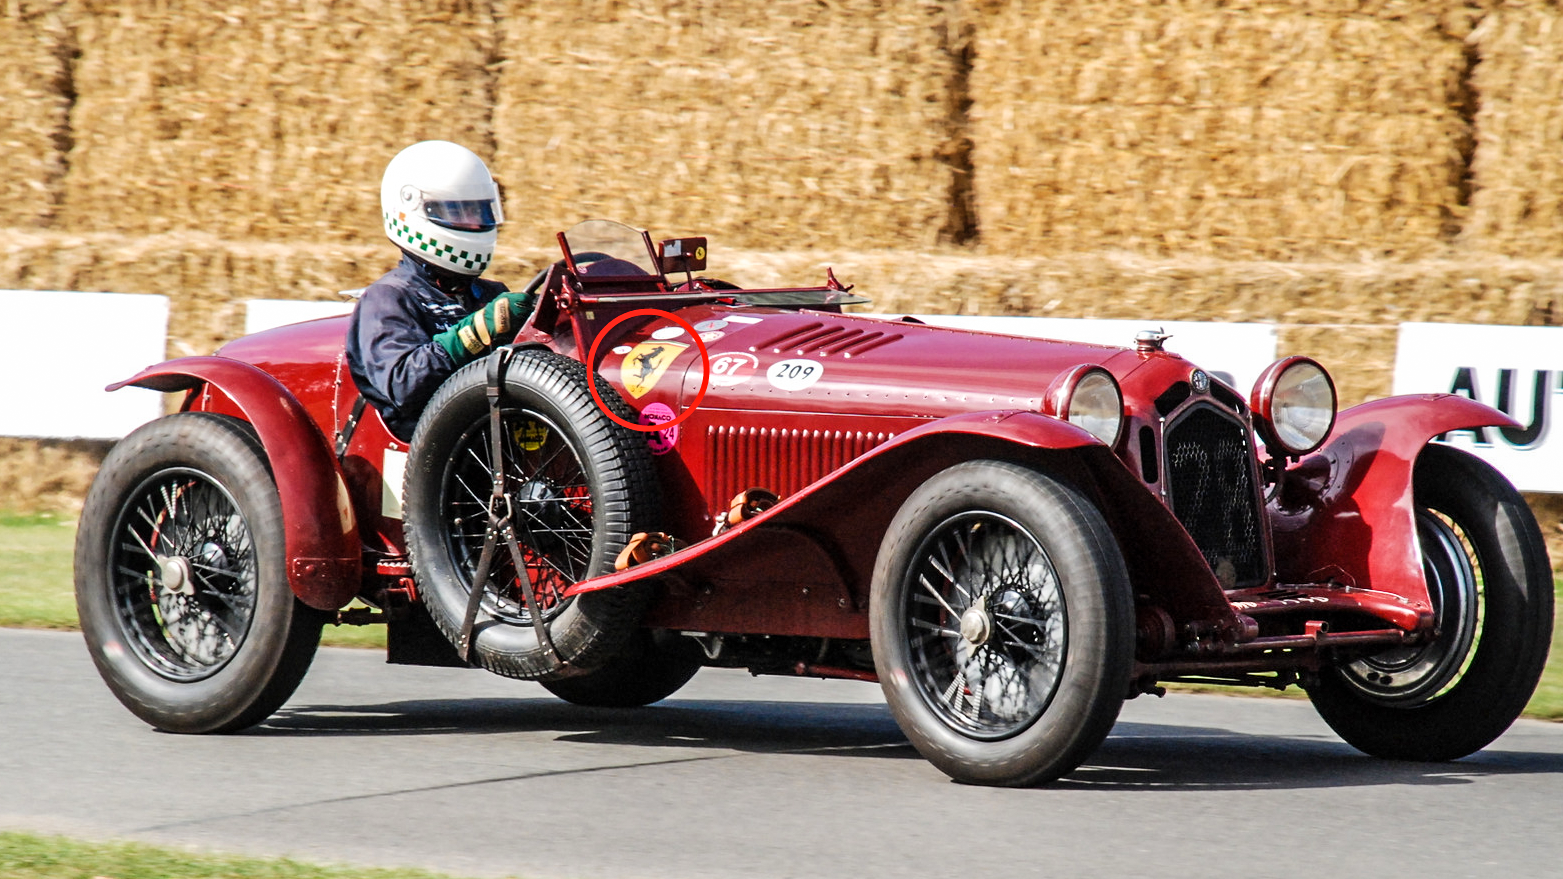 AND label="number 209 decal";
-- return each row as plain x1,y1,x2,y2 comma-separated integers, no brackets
766,359,824,391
